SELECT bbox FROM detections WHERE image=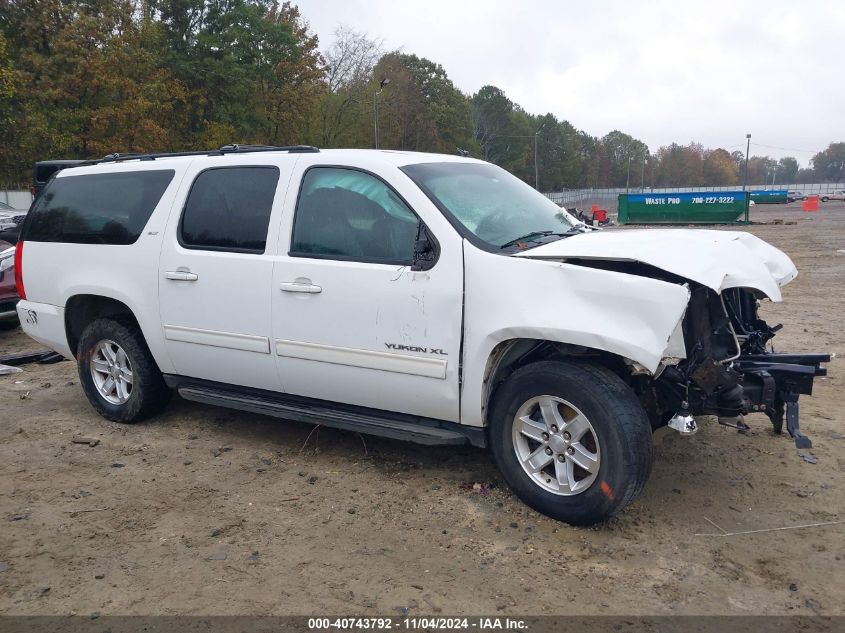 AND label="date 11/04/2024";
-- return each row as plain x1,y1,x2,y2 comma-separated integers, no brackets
307,617,528,630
